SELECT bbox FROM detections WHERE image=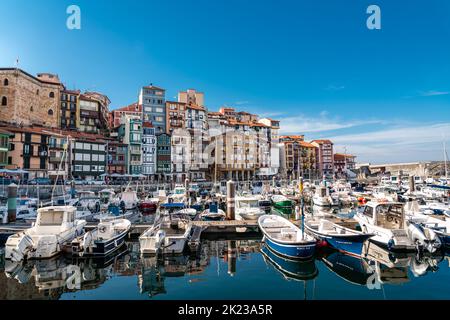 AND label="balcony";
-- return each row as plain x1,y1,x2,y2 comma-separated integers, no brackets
49,157,63,163
109,160,125,165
